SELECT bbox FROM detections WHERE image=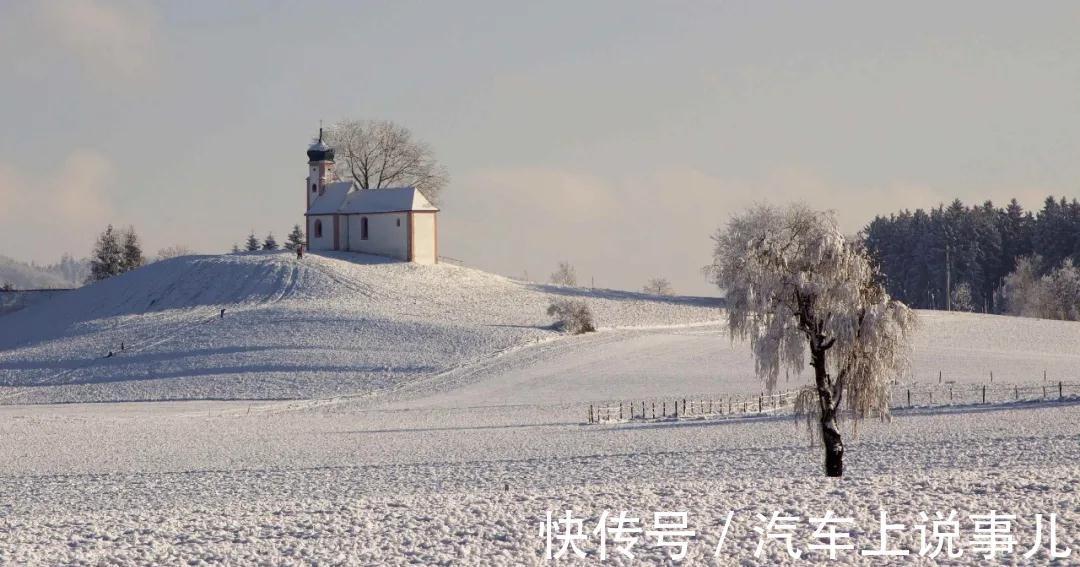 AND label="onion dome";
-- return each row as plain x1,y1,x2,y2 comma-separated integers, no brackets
306,128,335,162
